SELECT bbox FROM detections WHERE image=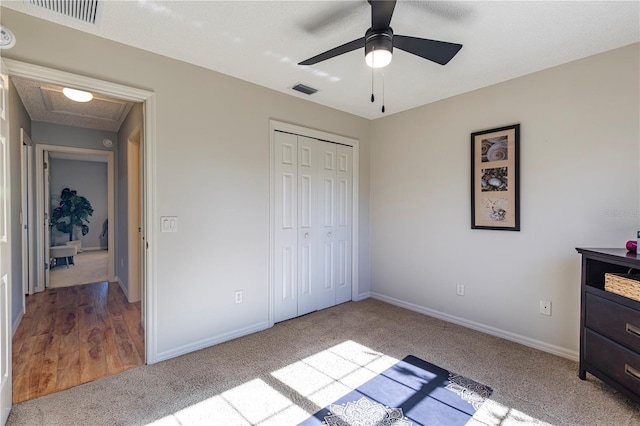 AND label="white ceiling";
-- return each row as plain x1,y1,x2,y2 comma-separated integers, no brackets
11,76,134,131
4,1,639,120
